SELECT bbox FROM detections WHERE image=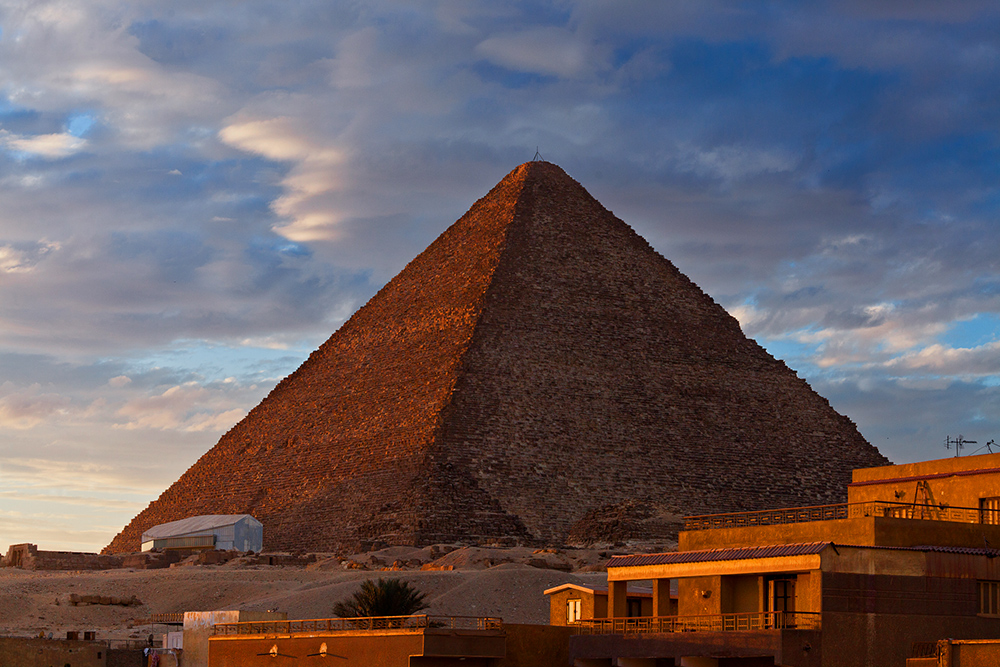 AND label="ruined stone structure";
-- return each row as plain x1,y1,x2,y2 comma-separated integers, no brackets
2,543,122,570
105,161,889,554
